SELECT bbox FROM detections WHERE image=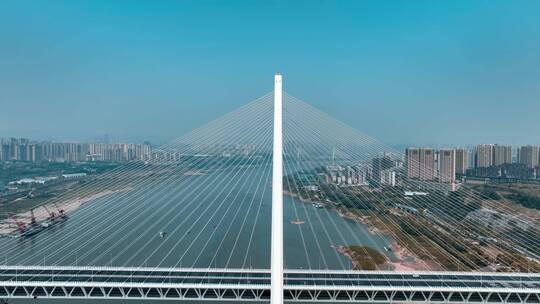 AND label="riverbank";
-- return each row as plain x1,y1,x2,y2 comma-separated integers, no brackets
284,189,431,271
336,245,387,270
0,188,132,236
